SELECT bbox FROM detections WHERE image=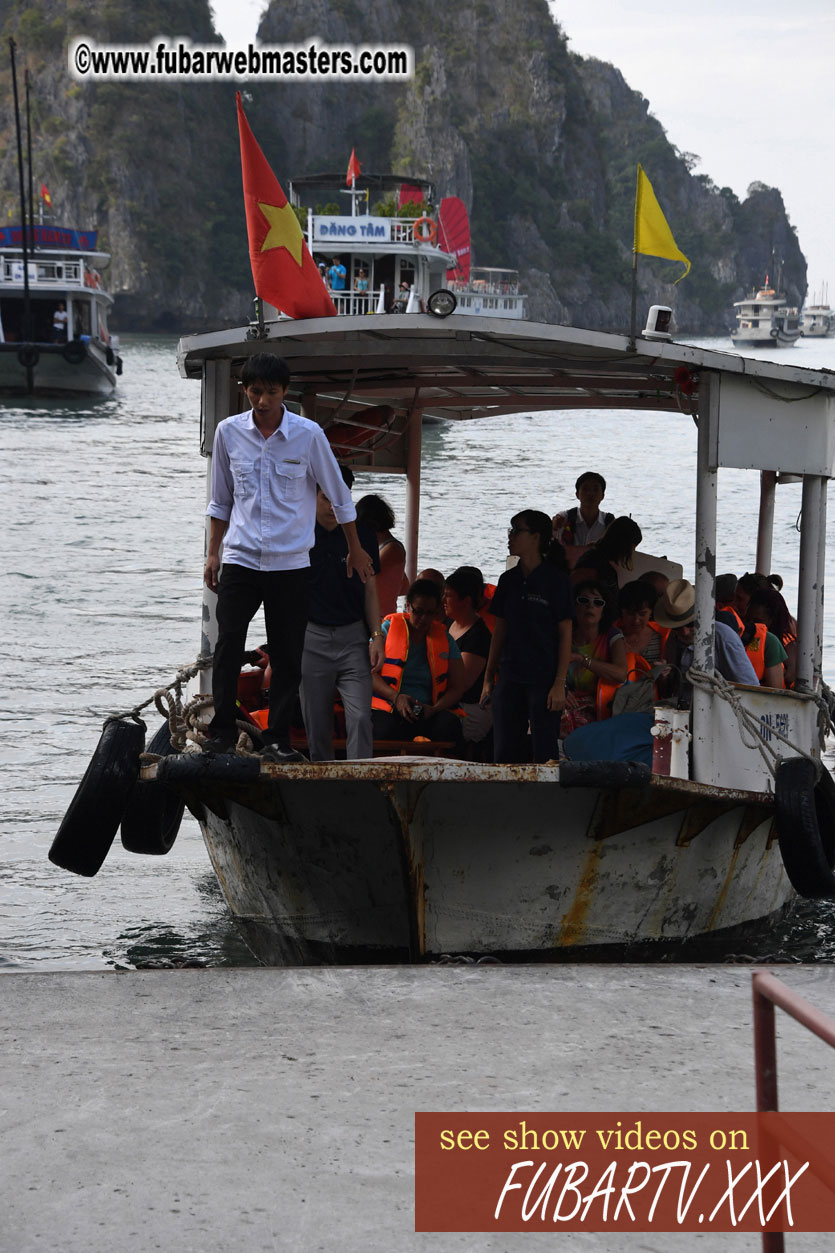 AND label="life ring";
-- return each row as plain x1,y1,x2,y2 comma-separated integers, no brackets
120,722,186,855
63,341,87,365
774,757,835,898
17,345,39,369
412,216,437,245
49,718,145,877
